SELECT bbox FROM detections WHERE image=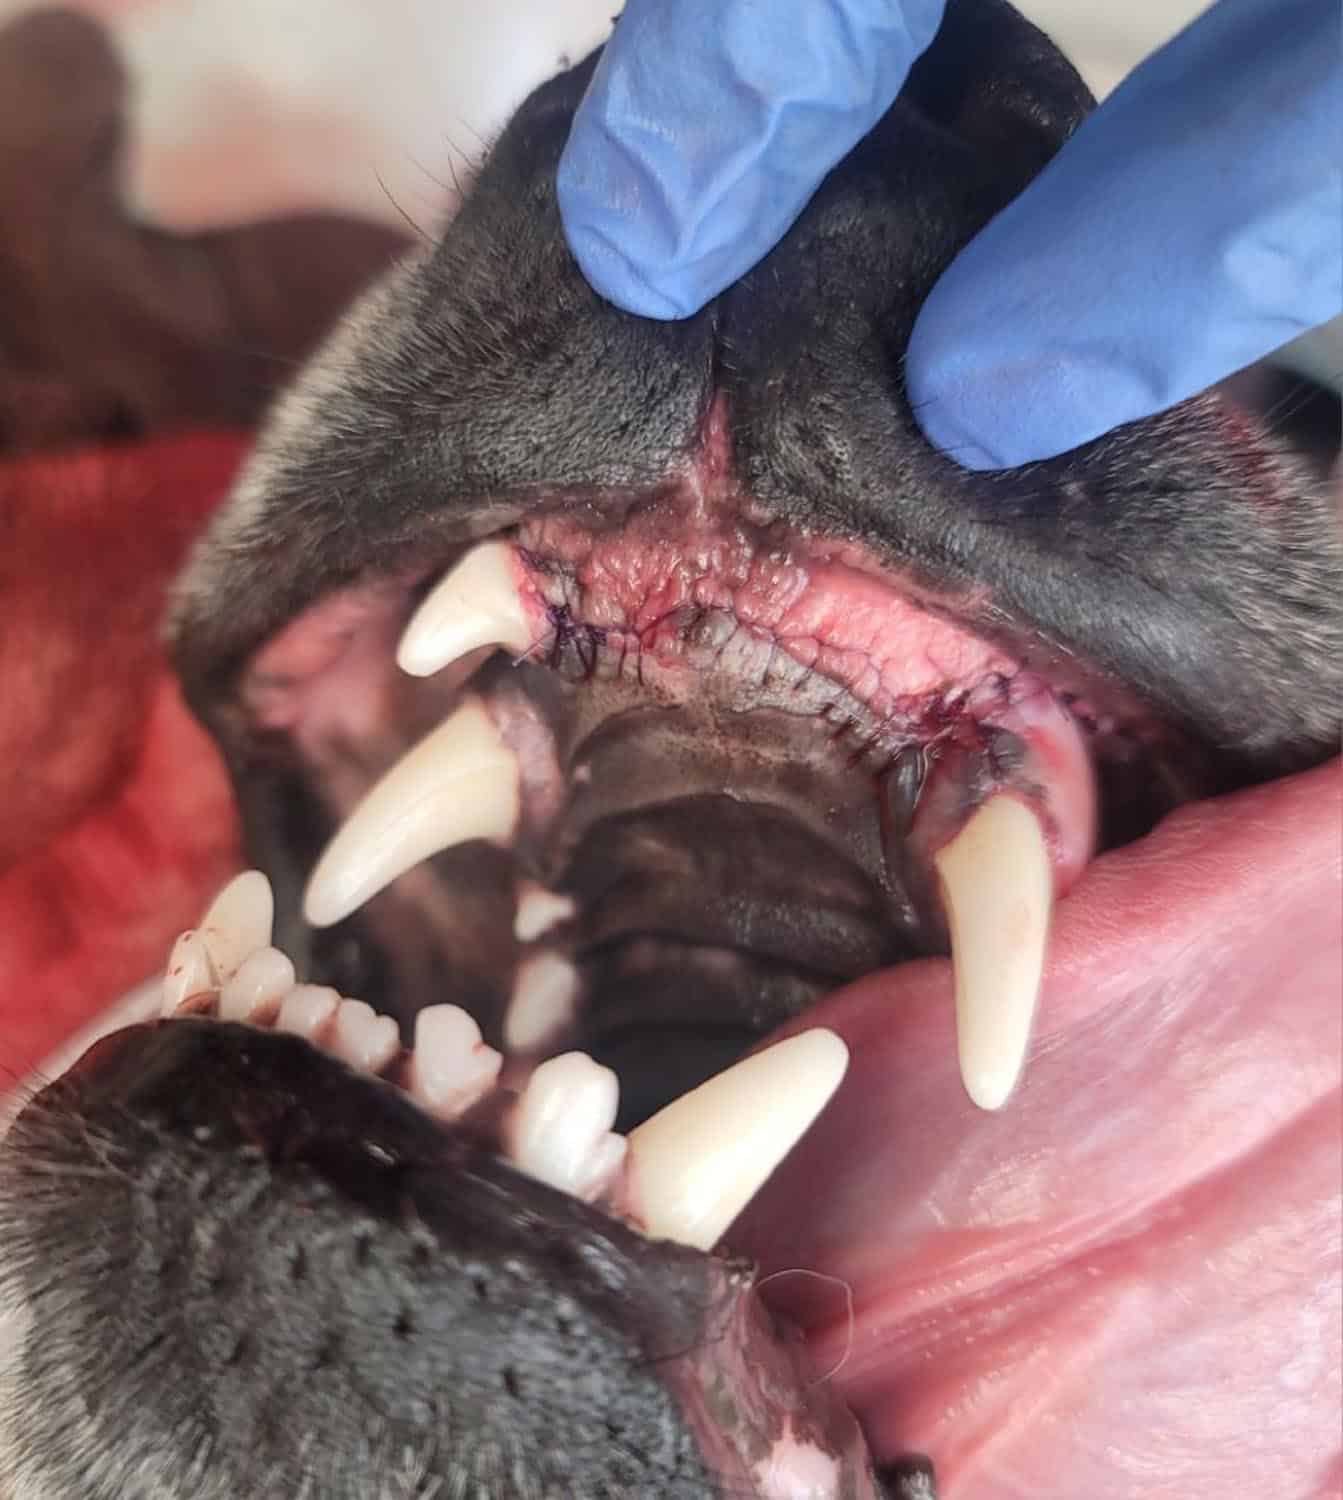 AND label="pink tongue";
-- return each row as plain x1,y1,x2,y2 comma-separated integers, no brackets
735,759,1341,1498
